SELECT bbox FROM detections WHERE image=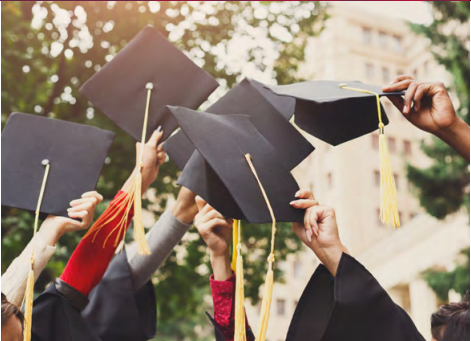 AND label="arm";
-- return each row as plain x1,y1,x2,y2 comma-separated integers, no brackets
382,76,470,163
1,192,103,306
60,129,165,296
194,197,254,341
126,187,198,292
